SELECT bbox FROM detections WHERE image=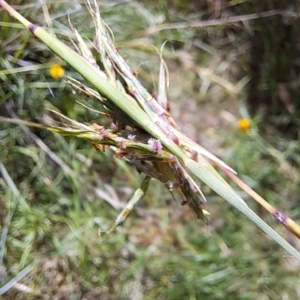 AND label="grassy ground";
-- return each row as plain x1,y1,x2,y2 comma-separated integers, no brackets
1,1,300,299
